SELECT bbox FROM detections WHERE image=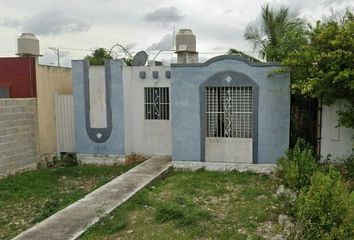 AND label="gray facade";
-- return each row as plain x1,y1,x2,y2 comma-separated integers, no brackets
171,55,290,164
